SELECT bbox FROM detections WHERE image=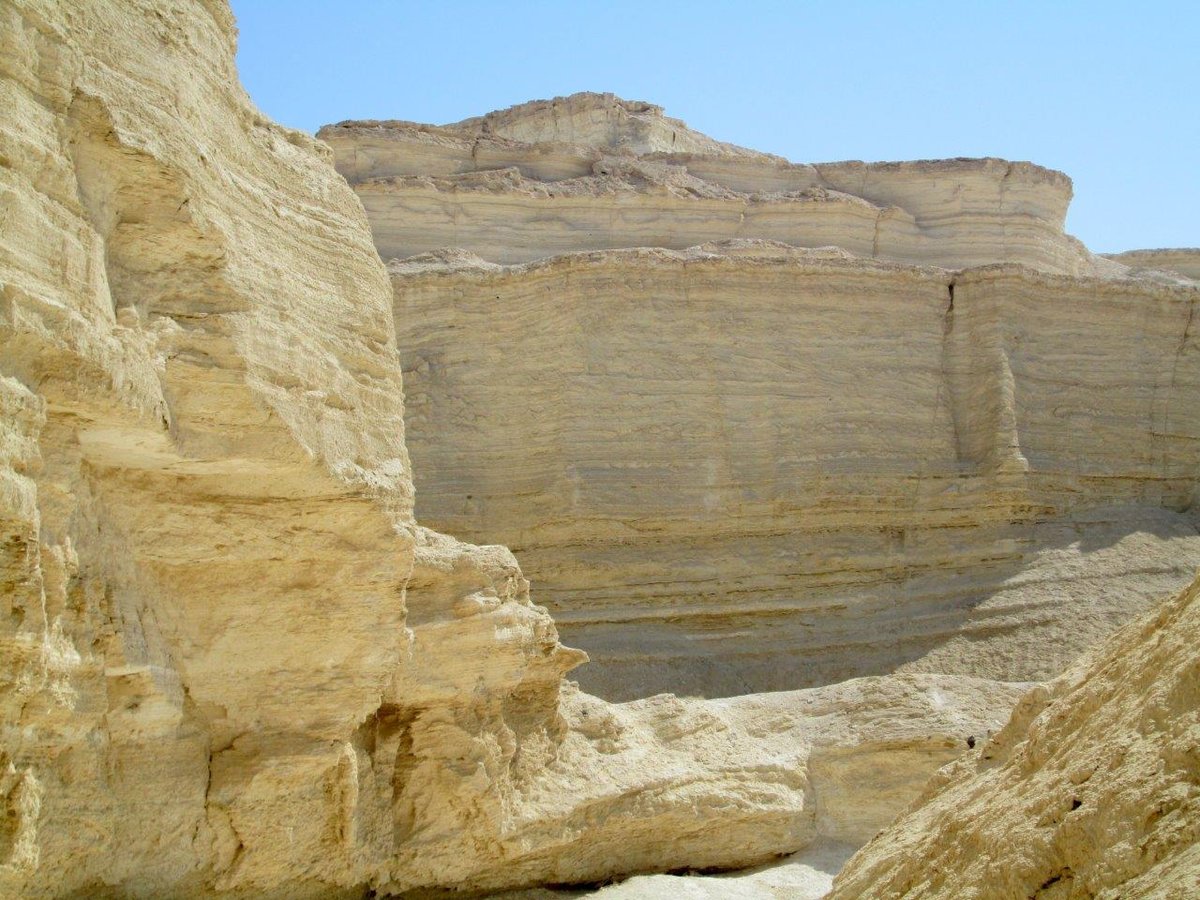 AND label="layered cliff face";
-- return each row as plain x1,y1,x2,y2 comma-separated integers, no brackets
828,572,1200,900
1104,248,1200,281
320,93,1115,277
322,88,1200,900
0,1,1046,896
390,244,1200,699
1,0,582,892
5,1,1198,896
